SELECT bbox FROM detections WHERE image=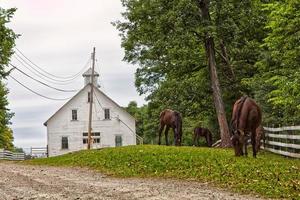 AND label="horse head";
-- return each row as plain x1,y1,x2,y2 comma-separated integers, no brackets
231,129,245,156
